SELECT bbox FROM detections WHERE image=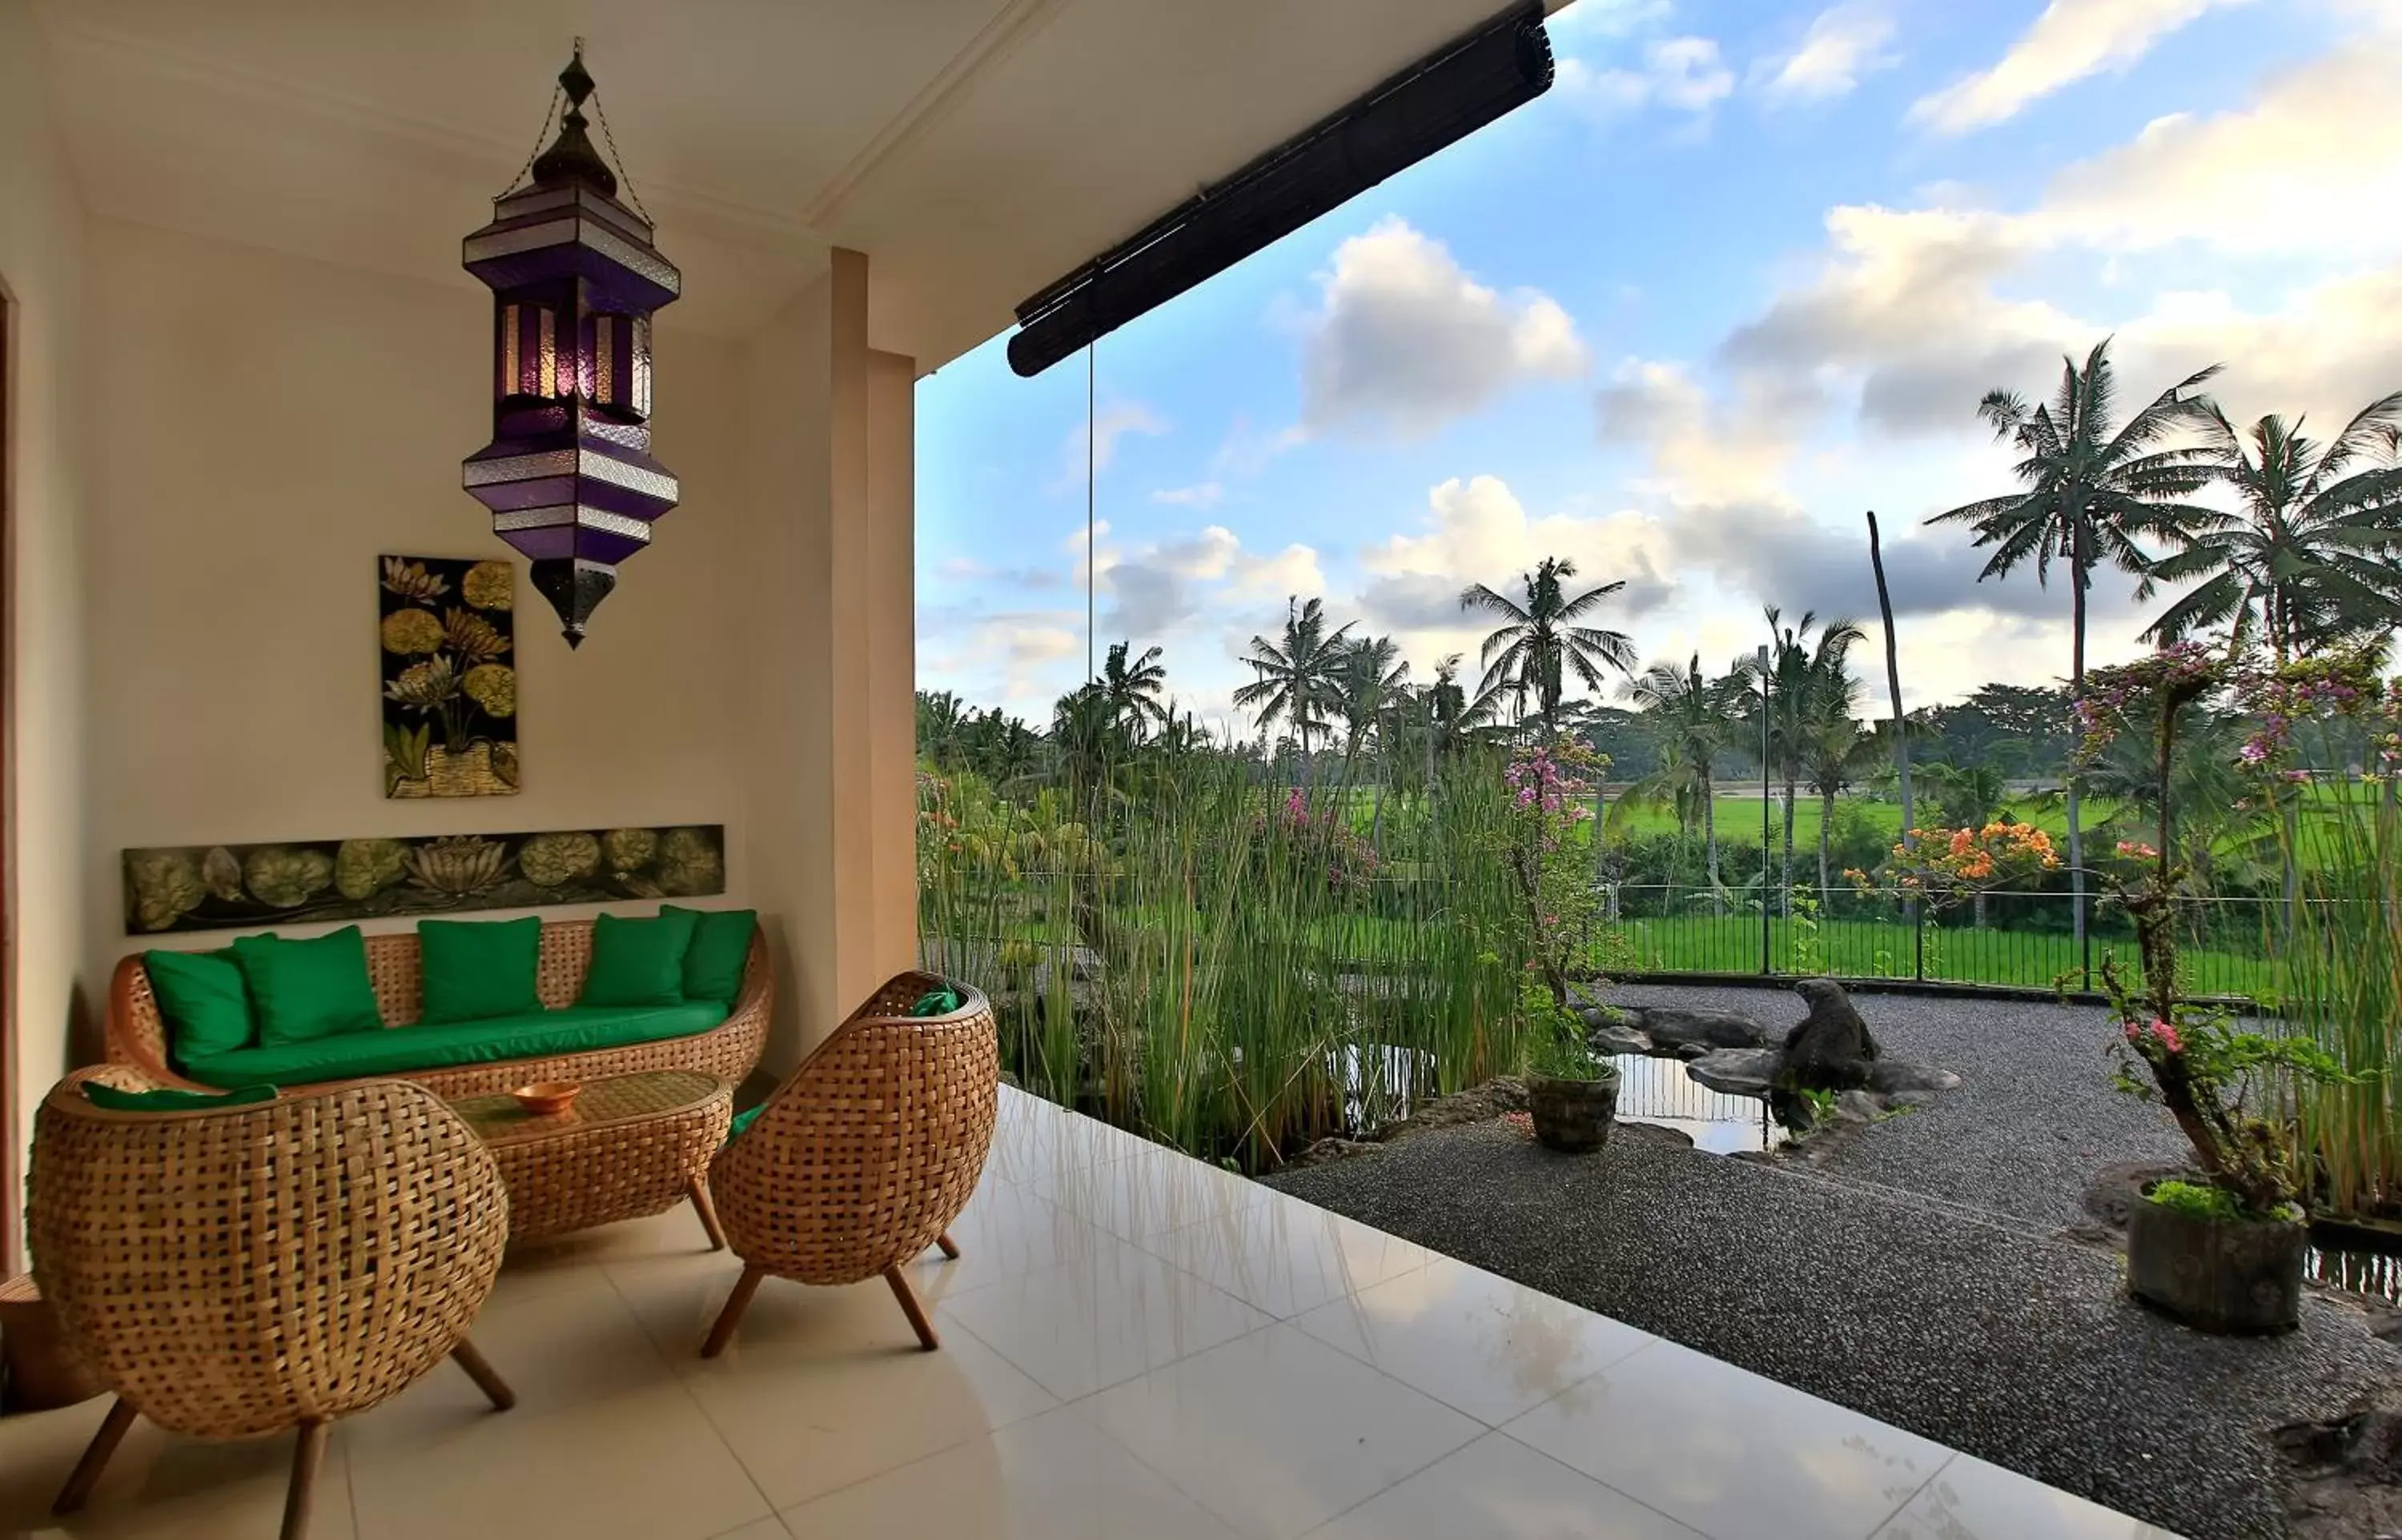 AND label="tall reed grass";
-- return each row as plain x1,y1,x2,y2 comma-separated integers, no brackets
919,753,1527,1169
2277,784,2402,1220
